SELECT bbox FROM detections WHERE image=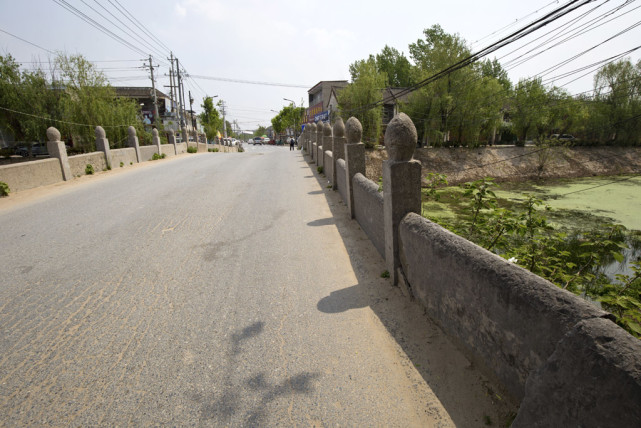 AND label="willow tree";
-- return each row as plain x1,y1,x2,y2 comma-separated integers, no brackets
589,59,641,145
54,54,141,150
0,54,61,143
338,57,386,146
